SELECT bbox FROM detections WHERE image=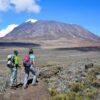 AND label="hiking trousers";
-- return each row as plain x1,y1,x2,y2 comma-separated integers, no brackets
10,67,17,87
23,65,37,87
